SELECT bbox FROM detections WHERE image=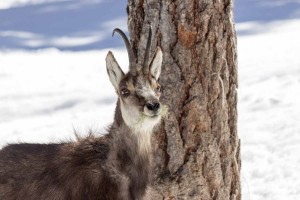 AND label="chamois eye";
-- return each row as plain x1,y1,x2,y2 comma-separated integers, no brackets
120,88,130,97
